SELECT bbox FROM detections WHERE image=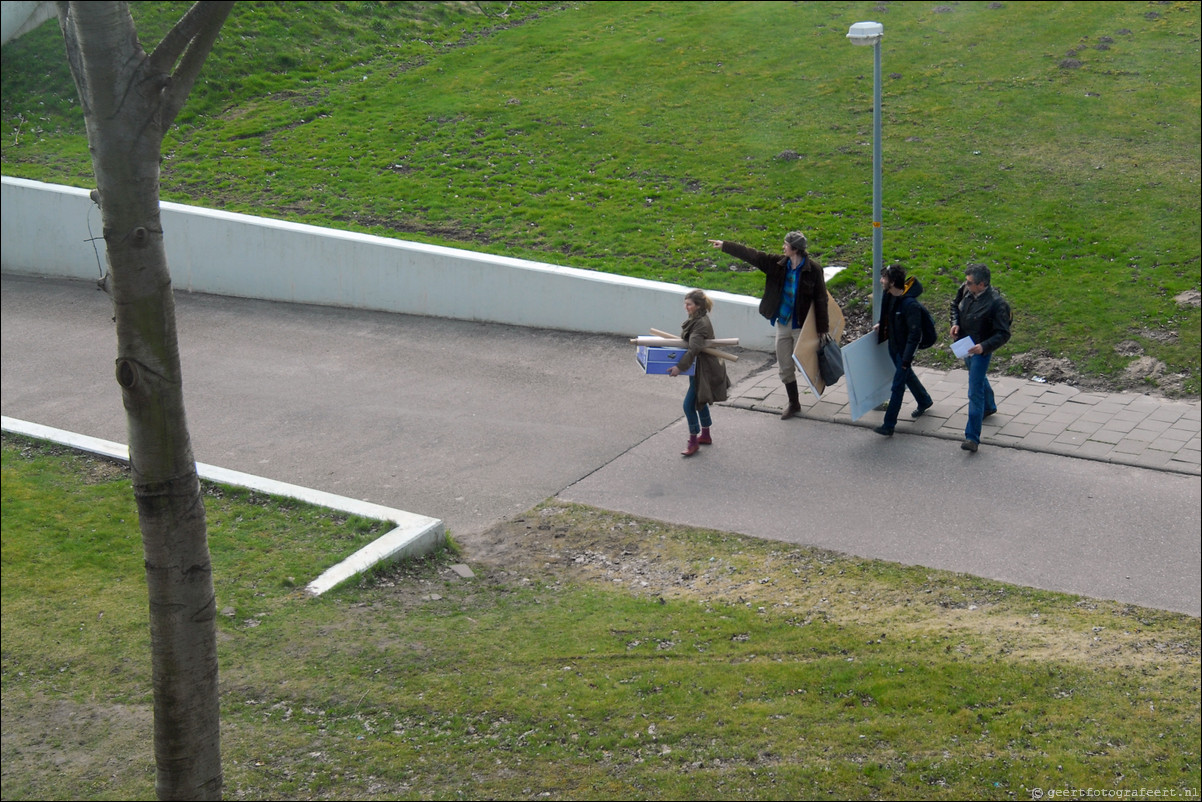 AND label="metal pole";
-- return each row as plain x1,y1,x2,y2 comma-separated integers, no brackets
843,22,893,421
871,37,883,322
